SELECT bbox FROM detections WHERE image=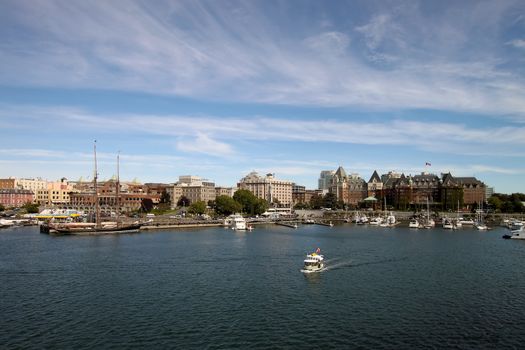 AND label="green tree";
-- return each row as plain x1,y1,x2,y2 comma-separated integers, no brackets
214,195,242,216
140,198,154,212
160,190,171,204
0,203,6,212
309,194,323,209
253,198,269,216
233,189,268,215
294,202,310,210
177,196,190,207
233,189,257,214
487,196,502,212
188,201,207,215
22,202,39,213
323,192,337,209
